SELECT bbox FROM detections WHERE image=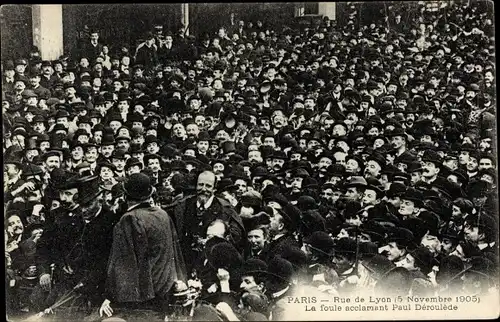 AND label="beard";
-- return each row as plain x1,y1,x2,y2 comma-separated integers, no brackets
319,197,332,205
197,192,211,205
61,201,76,210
